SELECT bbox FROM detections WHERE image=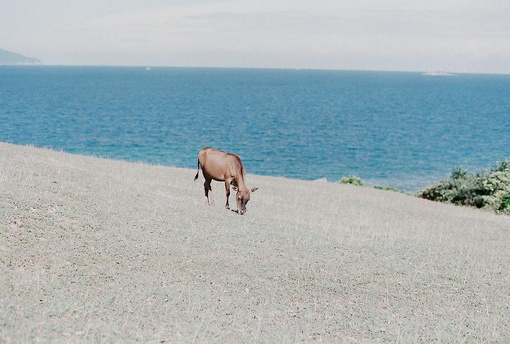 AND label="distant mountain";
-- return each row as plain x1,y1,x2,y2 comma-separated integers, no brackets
0,48,40,65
